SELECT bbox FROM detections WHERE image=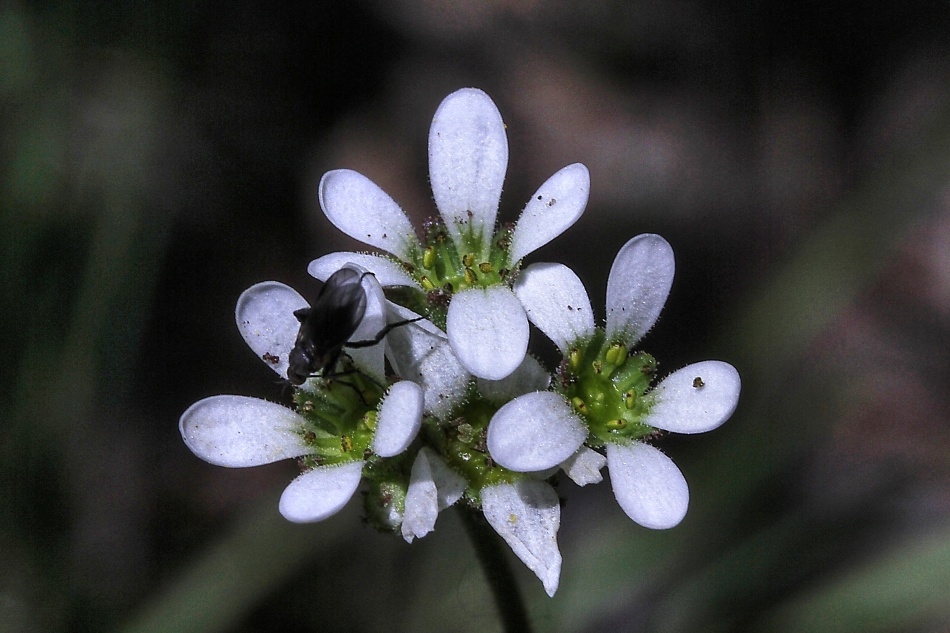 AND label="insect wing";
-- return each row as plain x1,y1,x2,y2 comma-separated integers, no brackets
311,268,368,346
344,269,390,384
